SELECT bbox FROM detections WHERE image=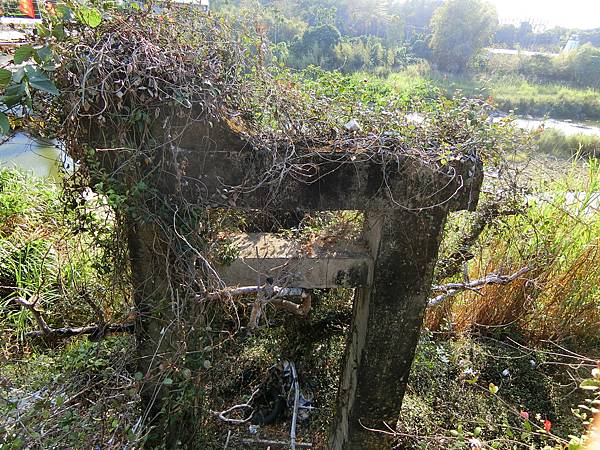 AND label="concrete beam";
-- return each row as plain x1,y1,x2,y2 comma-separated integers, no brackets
217,233,373,289
172,121,483,213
